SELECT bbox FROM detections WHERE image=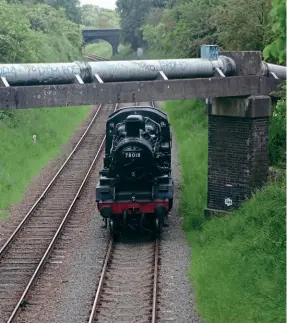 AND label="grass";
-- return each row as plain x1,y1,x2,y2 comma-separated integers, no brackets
0,106,91,218
189,179,286,323
85,41,113,59
163,99,286,323
85,41,131,60
163,99,208,230
85,41,172,61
